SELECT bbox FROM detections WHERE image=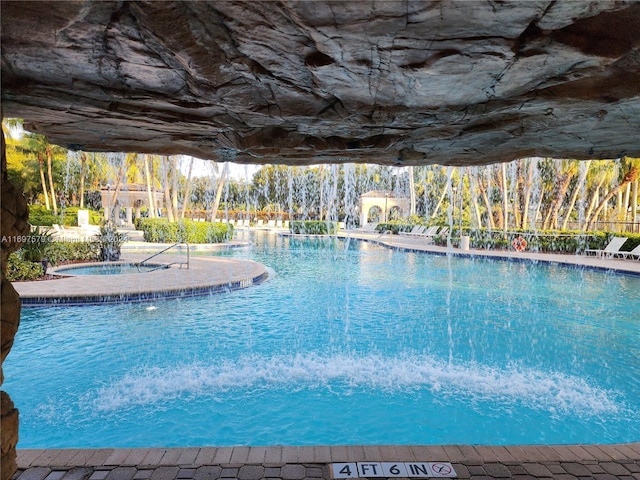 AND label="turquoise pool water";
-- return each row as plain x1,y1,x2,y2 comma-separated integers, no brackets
54,263,163,275
5,232,640,448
